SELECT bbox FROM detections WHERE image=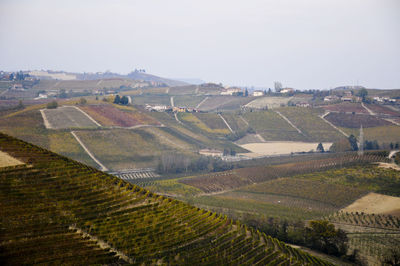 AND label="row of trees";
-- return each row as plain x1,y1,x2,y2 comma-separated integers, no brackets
156,153,233,174
330,135,383,152
243,216,350,257
114,95,130,105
